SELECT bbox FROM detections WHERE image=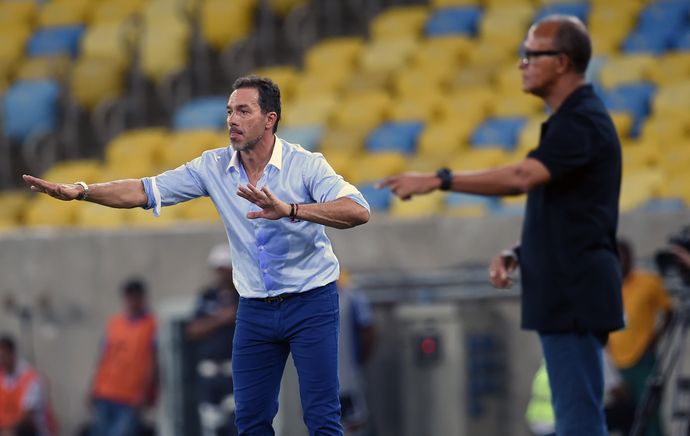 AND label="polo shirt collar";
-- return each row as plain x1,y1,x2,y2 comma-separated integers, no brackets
227,135,282,172
554,84,593,116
